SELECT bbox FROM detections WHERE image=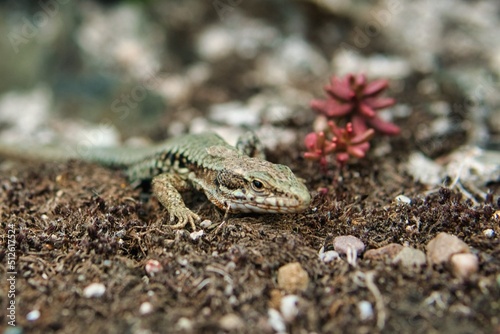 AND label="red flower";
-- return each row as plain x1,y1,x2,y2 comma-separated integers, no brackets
328,121,374,166
303,122,375,170
310,74,400,135
303,131,336,172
